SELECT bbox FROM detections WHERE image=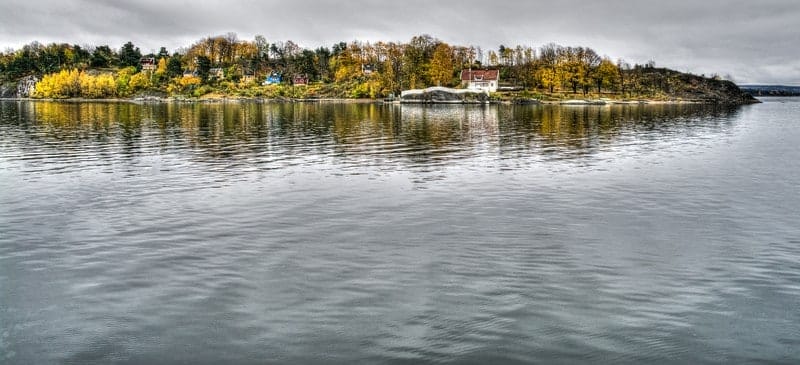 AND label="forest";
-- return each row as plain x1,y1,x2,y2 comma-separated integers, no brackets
0,33,739,100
